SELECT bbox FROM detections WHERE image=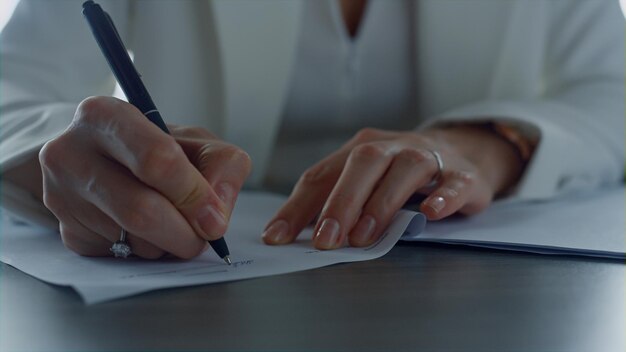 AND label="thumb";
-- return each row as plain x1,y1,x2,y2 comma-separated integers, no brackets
194,142,253,220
